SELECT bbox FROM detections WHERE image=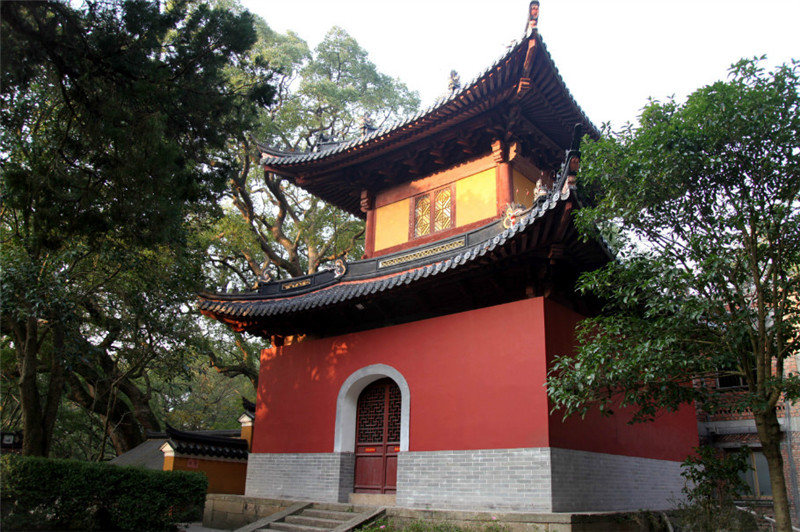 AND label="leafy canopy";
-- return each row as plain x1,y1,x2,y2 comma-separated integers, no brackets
548,58,800,421
0,0,273,456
